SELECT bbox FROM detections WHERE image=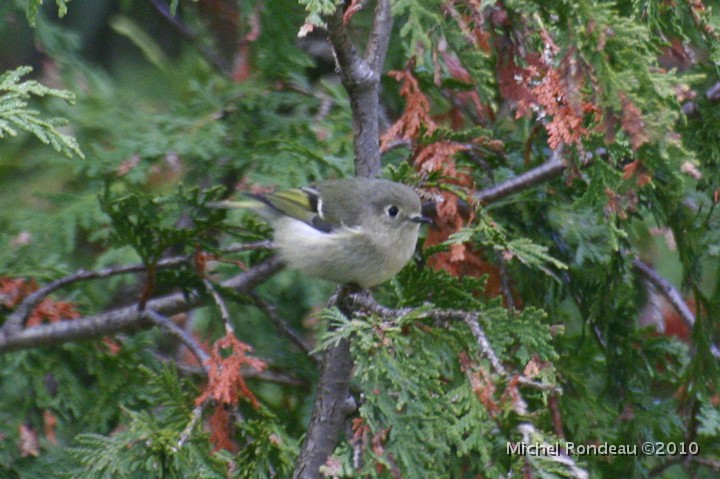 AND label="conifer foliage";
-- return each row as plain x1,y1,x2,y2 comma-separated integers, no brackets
0,1,719,478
